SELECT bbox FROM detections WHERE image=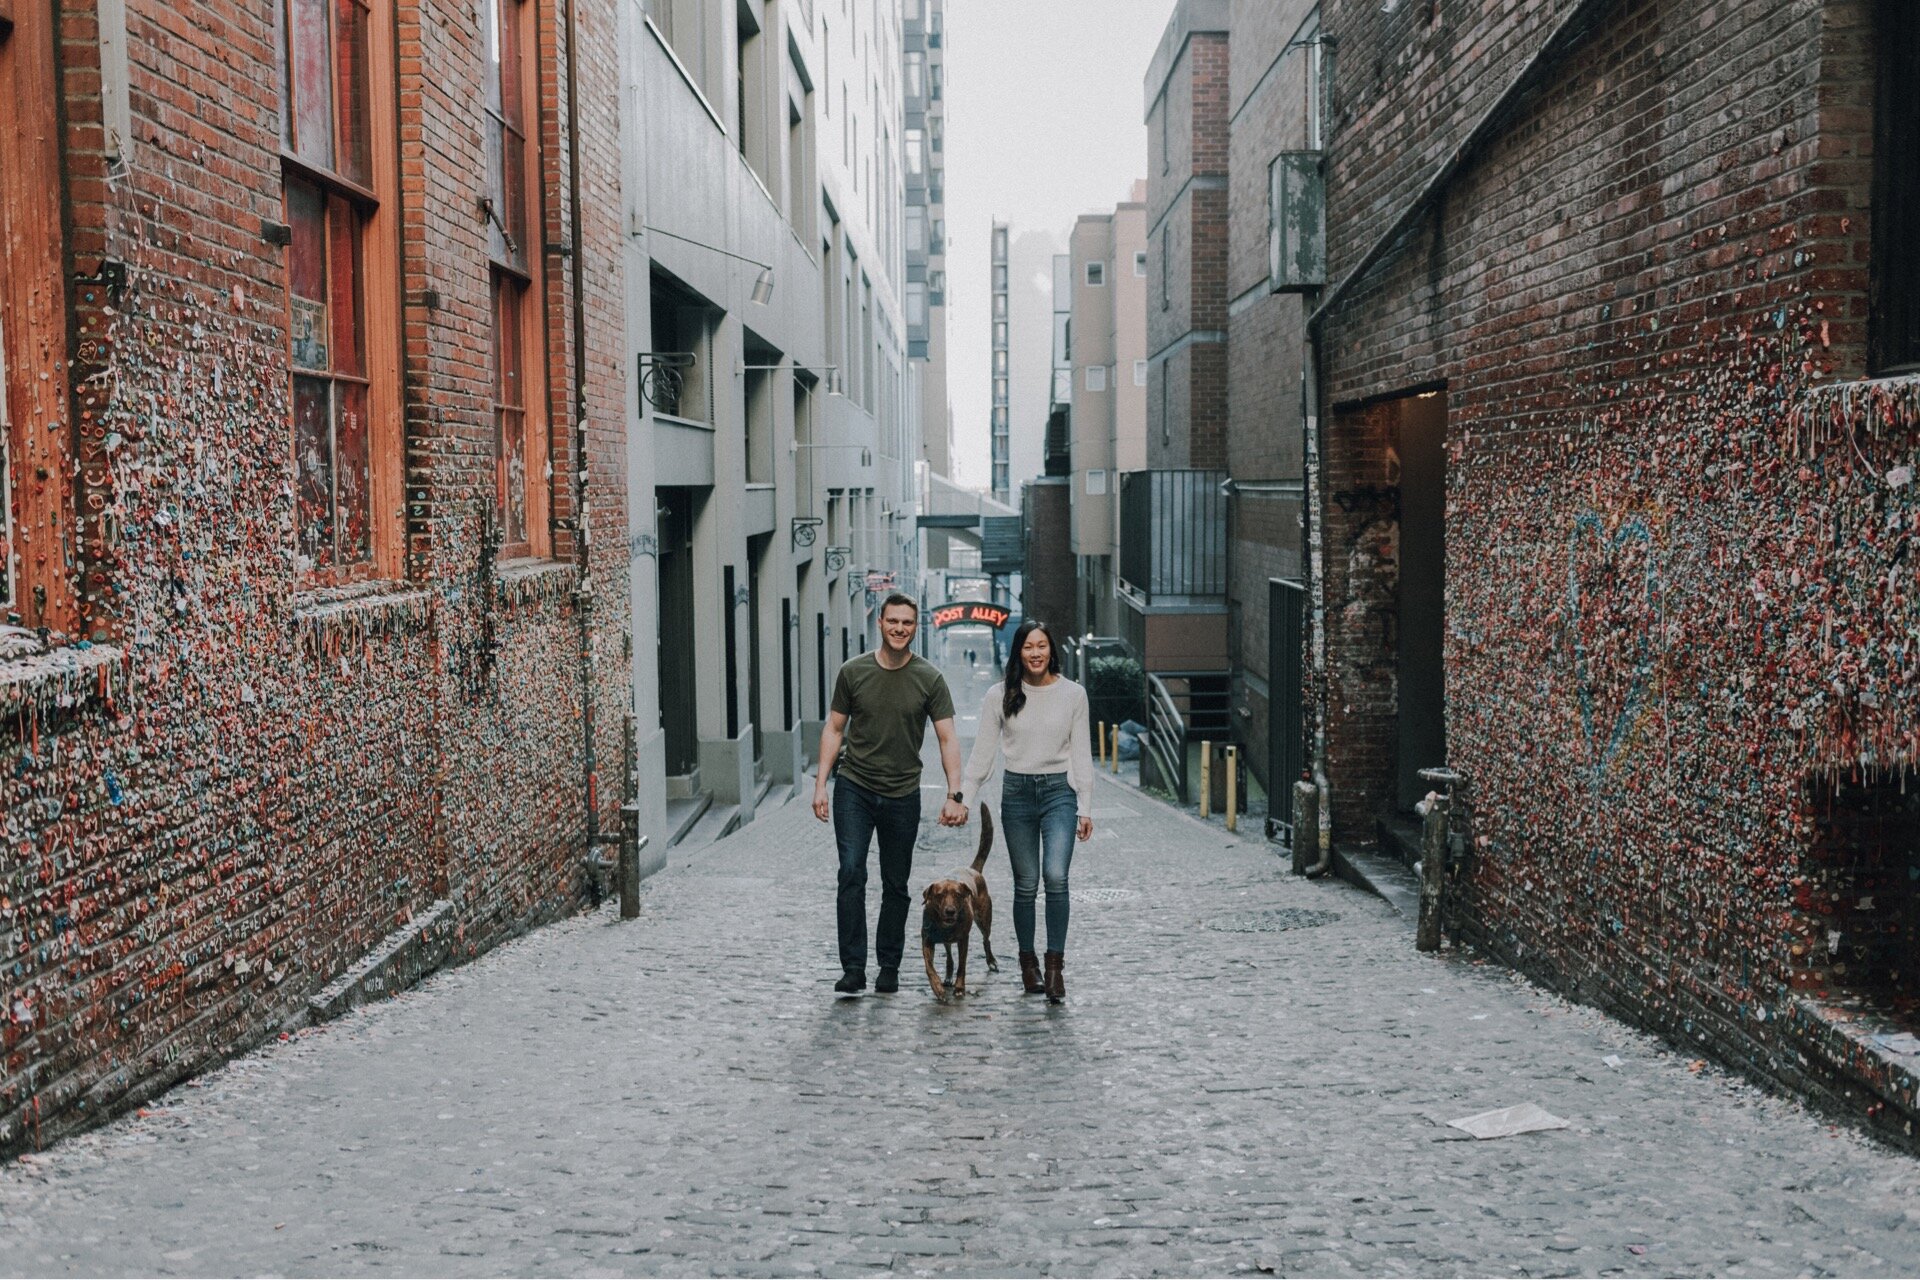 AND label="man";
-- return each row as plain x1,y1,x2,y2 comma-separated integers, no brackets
814,594,968,994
